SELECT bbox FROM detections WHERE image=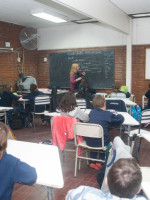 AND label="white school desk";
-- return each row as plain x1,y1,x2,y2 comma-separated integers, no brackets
141,167,150,199
7,140,64,200
38,88,68,95
118,111,139,145
0,106,13,123
95,93,107,97
18,98,30,109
